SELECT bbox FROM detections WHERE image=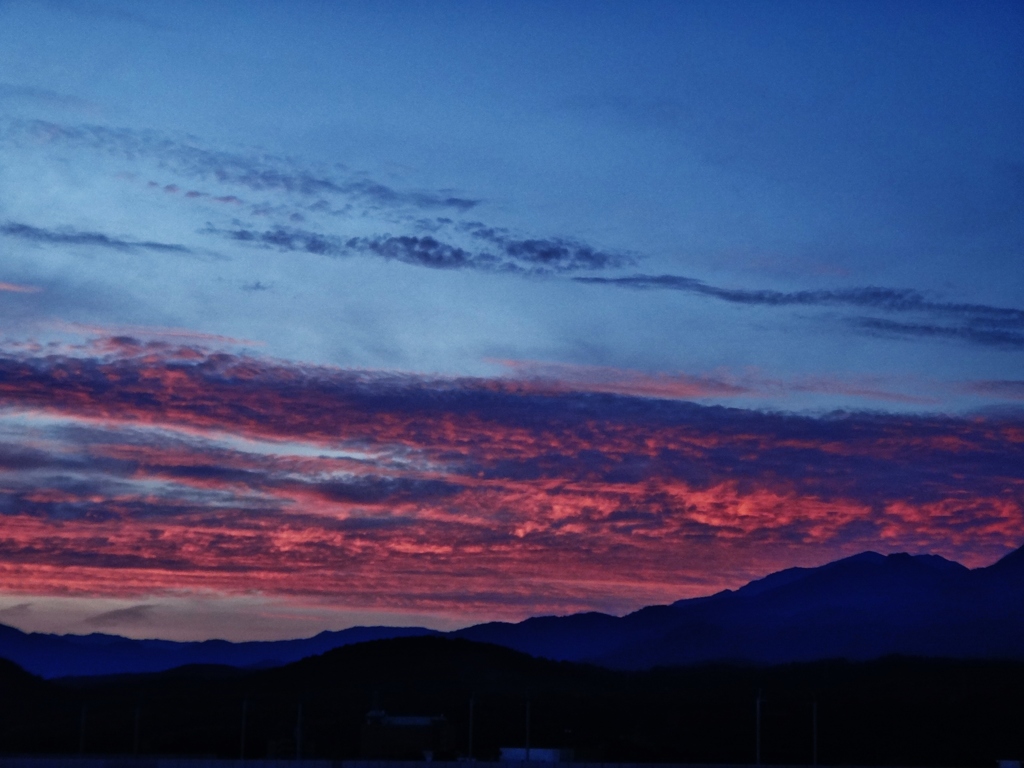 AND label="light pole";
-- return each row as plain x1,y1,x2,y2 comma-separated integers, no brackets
755,690,762,766
812,700,818,767
467,696,475,760
525,698,531,762
133,702,141,755
240,699,248,760
79,704,87,756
